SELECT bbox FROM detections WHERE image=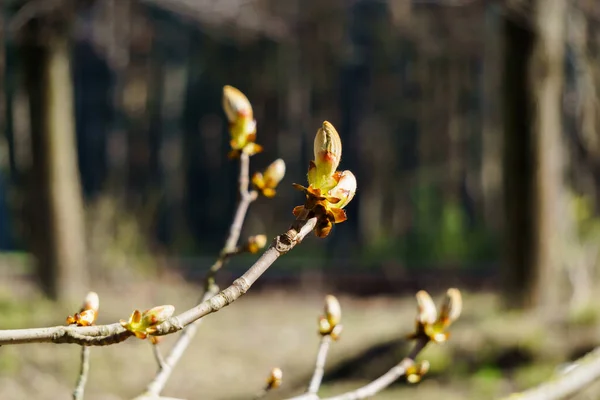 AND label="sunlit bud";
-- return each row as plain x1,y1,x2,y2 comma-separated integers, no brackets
324,295,342,328
252,159,286,197
223,85,253,122
149,335,163,345
318,316,332,335
120,305,175,339
66,309,97,327
142,305,175,327
330,324,344,341
264,159,286,187
327,171,357,210
246,234,268,254
83,291,100,313
415,291,437,325
266,367,283,389
406,361,430,384
438,288,462,327
308,121,342,190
